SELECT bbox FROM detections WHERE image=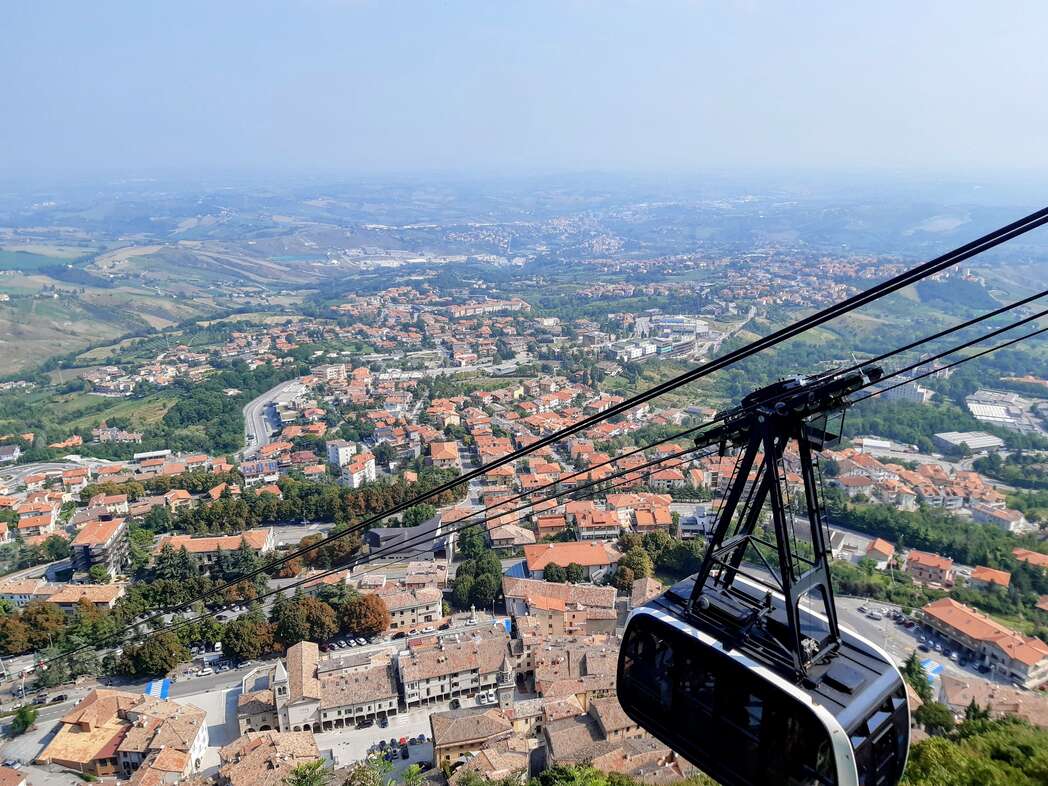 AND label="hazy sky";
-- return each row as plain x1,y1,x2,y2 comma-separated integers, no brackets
3,1,1046,178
